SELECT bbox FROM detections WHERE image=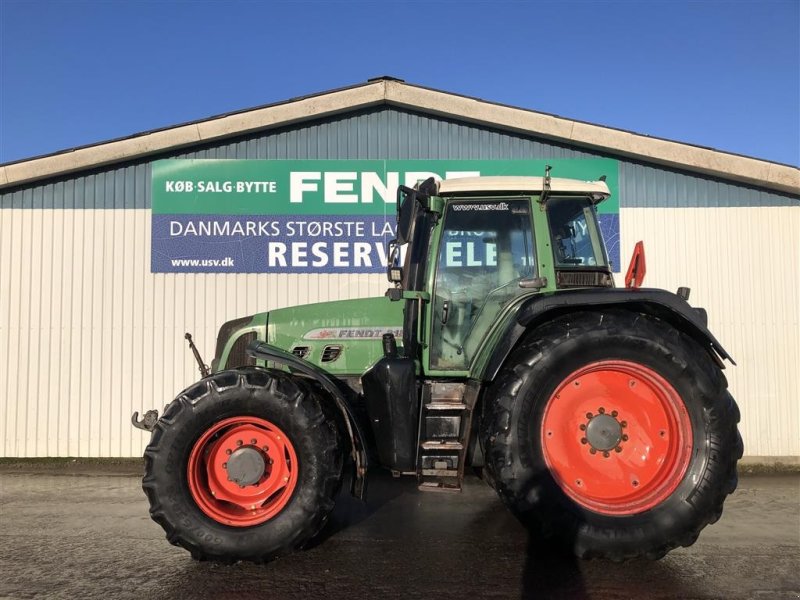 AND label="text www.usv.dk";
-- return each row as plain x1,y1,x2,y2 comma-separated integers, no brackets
170,257,235,267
